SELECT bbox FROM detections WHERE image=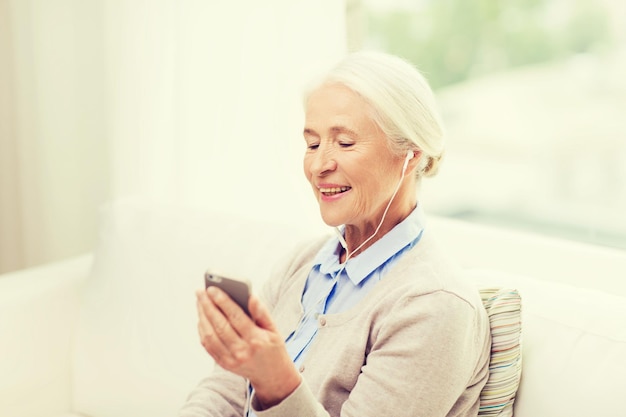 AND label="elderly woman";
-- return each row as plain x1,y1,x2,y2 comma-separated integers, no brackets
180,51,491,417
